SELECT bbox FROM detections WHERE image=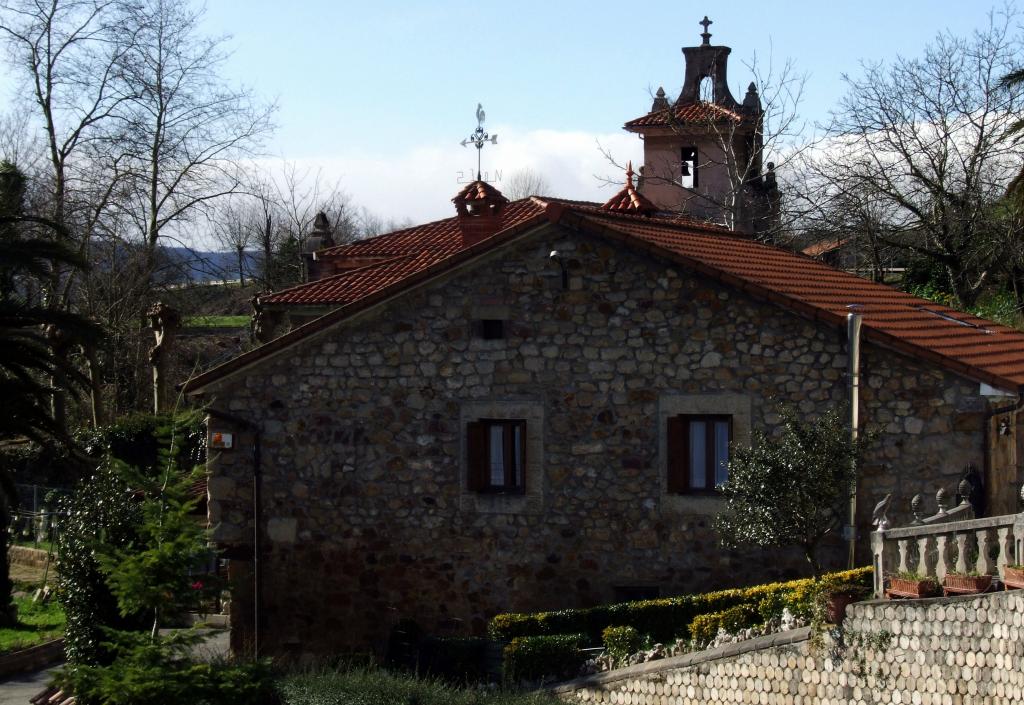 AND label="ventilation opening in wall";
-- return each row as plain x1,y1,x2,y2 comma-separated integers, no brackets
475,319,506,340
614,585,660,602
